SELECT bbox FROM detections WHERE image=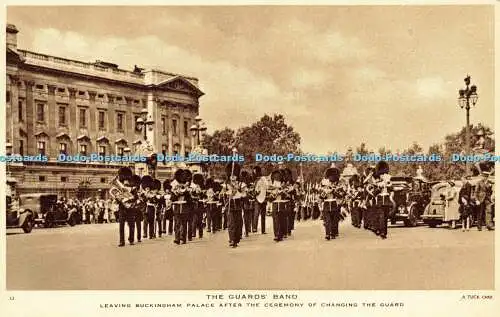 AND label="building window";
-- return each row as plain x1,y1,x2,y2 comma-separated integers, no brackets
79,108,86,127
19,140,24,156
100,178,106,183
37,141,46,155
78,91,85,96
59,143,67,155
18,100,23,122
162,144,167,164
184,121,189,136
98,111,105,130
134,115,140,132
61,177,68,182
172,119,178,136
6,91,10,103
57,88,65,93
58,106,67,126
173,144,180,156
117,147,124,156
36,84,44,90
185,151,190,157
80,144,87,156
98,145,106,156
36,103,45,122
39,176,46,182
116,113,124,131
162,117,167,135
